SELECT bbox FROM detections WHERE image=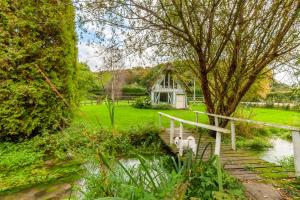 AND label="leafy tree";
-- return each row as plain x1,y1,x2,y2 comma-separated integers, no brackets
78,0,300,126
0,0,77,138
243,71,272,101
77,62,101,99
